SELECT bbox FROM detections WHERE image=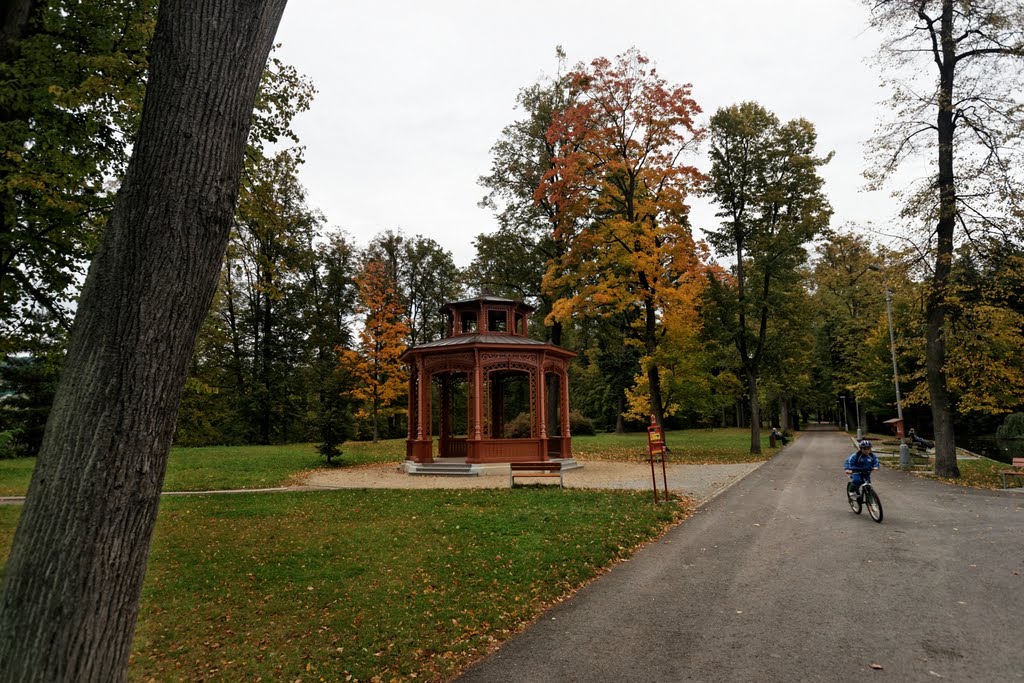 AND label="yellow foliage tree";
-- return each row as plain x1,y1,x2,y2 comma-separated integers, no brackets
540,49,710,428
343,259,410,442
